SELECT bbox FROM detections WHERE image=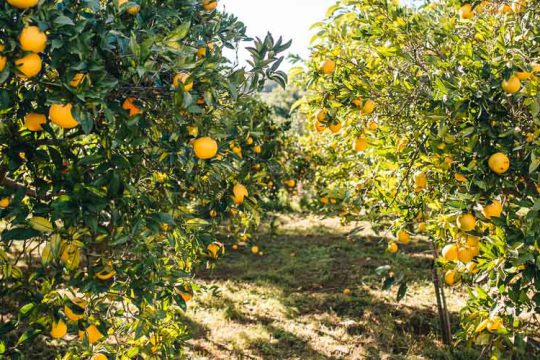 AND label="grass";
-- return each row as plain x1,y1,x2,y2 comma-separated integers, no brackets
183,214,479,359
